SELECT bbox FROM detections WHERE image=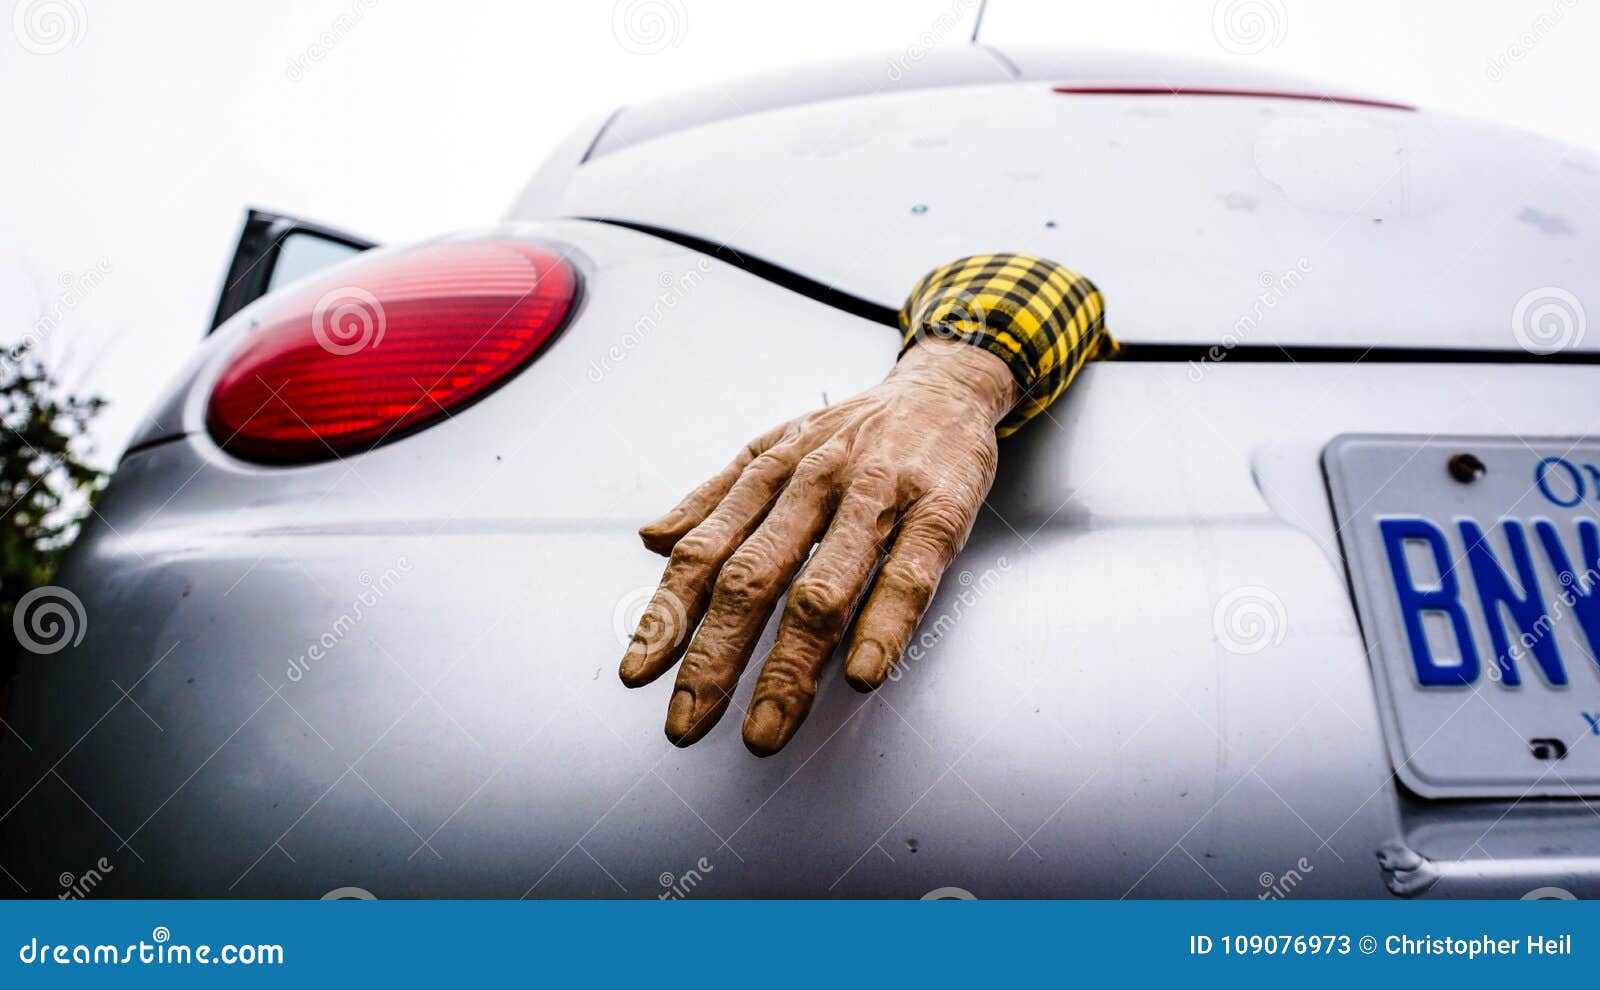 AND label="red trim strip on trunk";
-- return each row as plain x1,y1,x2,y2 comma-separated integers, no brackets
1051,85,1415,112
